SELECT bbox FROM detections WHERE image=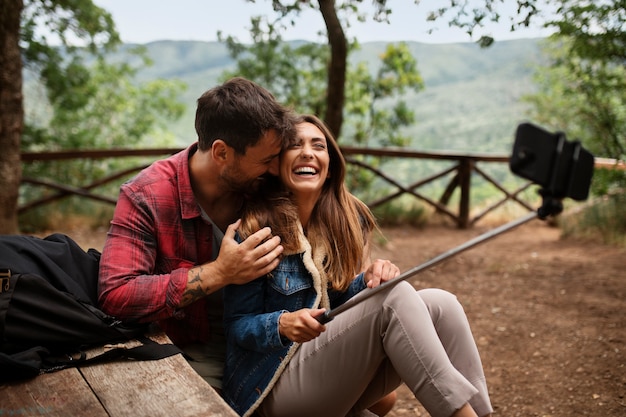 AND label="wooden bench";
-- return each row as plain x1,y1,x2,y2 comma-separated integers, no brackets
0,332,238,417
